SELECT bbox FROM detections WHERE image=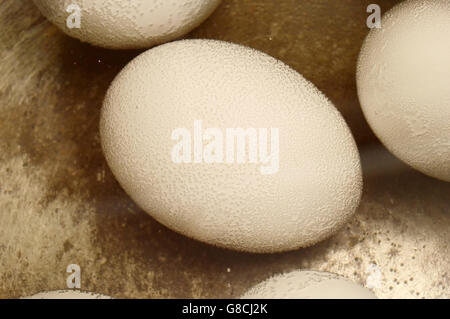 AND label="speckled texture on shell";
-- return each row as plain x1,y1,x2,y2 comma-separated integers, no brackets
23,290,112,299
357,0,450,182
241,270,376,299
32,0,221,49
100,39,362,253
